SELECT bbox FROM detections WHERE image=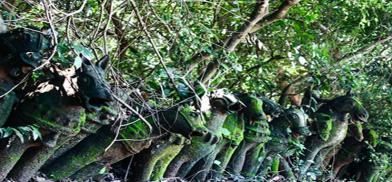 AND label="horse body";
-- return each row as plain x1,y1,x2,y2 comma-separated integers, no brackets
256,107,309,179
299,92,368,179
